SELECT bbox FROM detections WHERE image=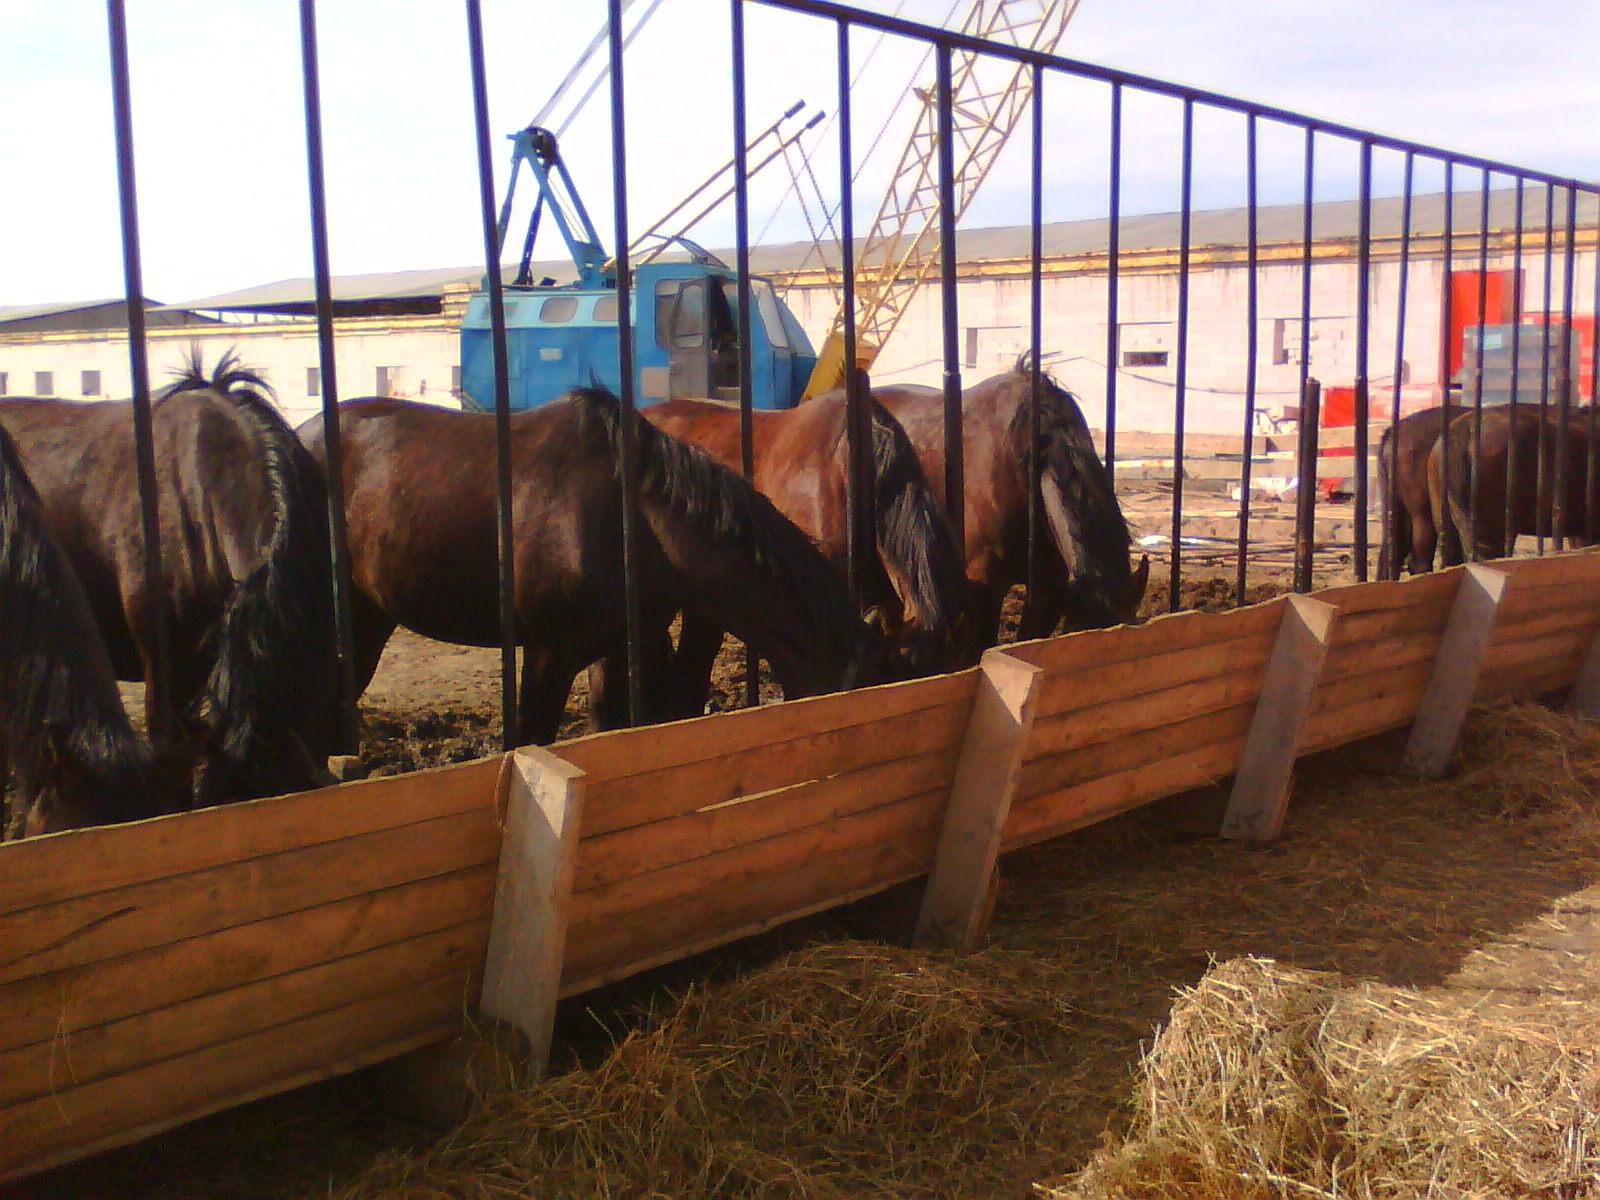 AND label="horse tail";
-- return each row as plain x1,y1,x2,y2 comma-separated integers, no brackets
866,396,969,644
0,425,164,830
184,357,338,805
1010,356,1136,628
570,385,869,666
